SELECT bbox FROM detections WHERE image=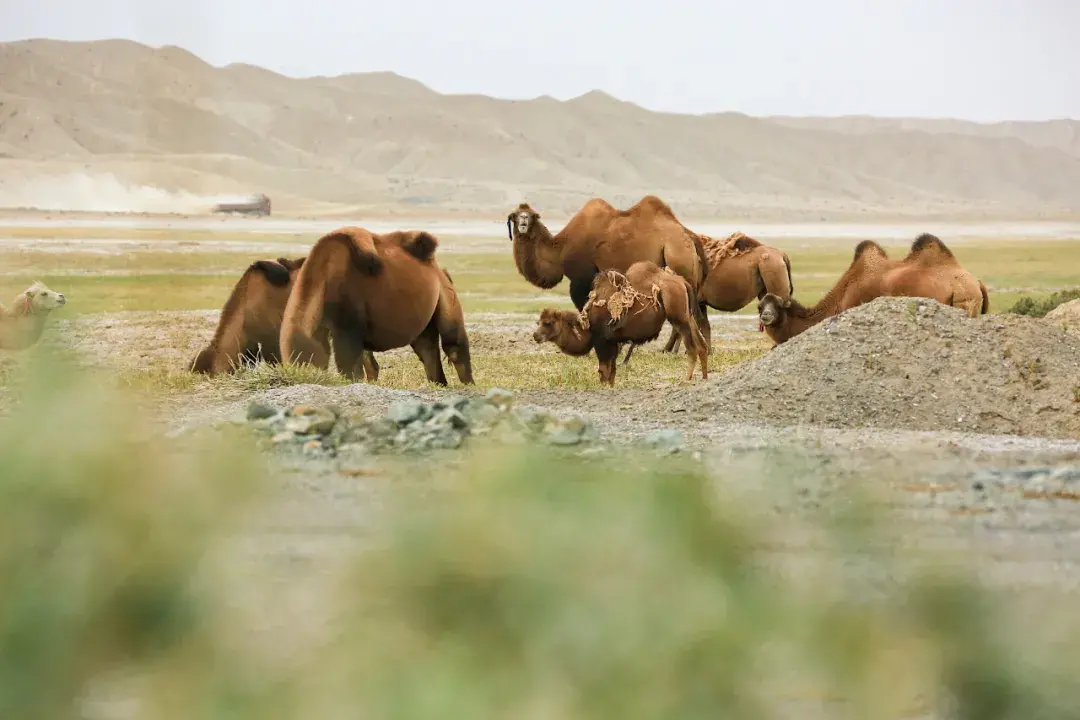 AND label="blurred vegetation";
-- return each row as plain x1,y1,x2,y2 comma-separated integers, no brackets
1006,288,1080,317
2,351,1080,718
